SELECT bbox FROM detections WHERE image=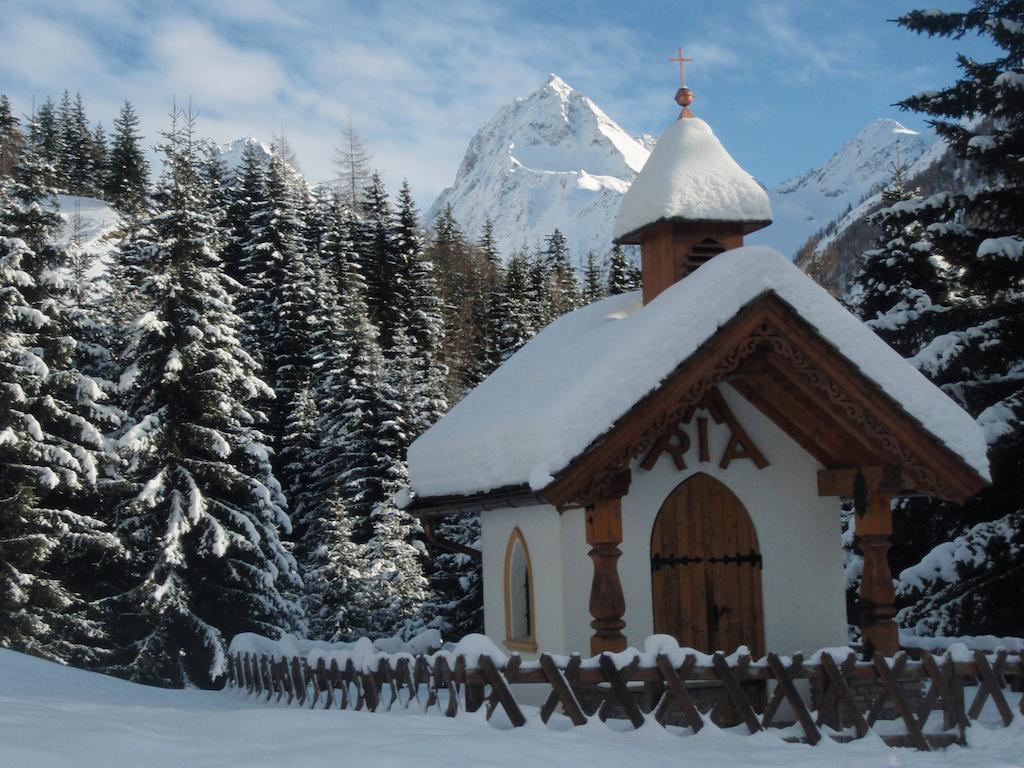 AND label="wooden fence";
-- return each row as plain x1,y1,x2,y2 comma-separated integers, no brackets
226,647,1024,751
